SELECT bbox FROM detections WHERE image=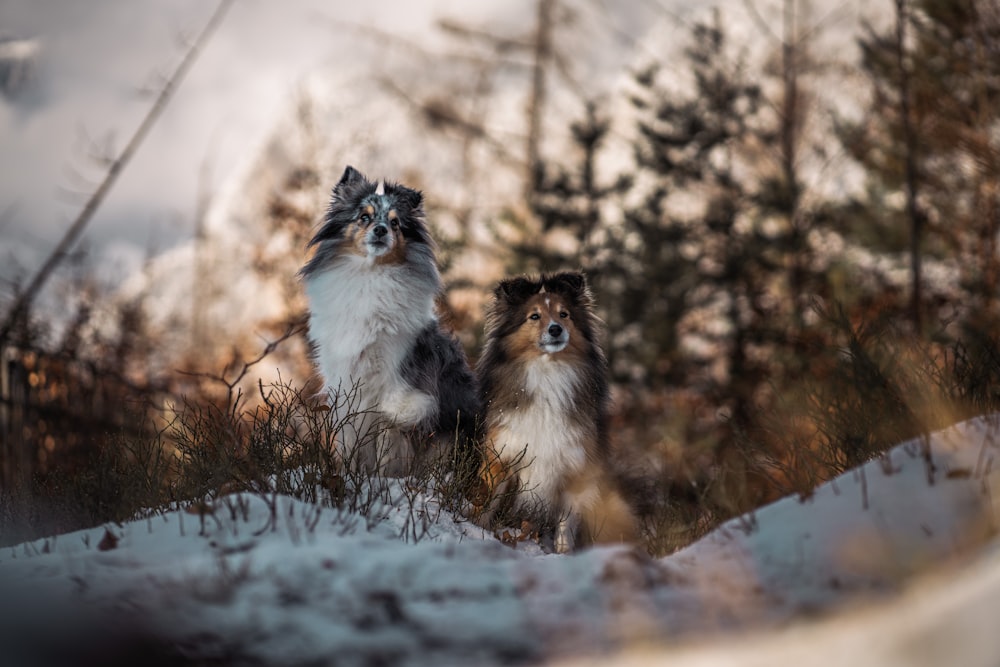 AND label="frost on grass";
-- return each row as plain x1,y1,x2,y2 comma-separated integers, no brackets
1,416,999,666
